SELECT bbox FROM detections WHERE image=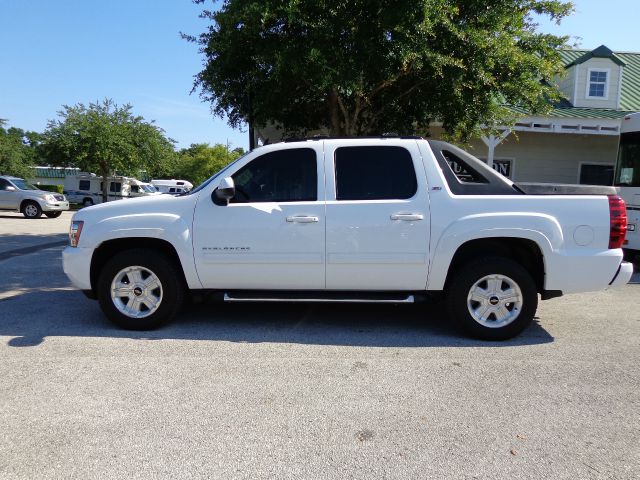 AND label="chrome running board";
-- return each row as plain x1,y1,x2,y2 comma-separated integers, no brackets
223,293,415,304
